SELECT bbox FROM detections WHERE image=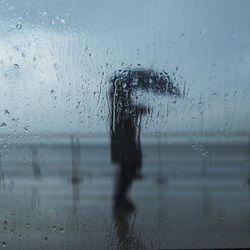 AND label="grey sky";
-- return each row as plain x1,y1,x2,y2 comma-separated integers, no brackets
0,0,250,135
